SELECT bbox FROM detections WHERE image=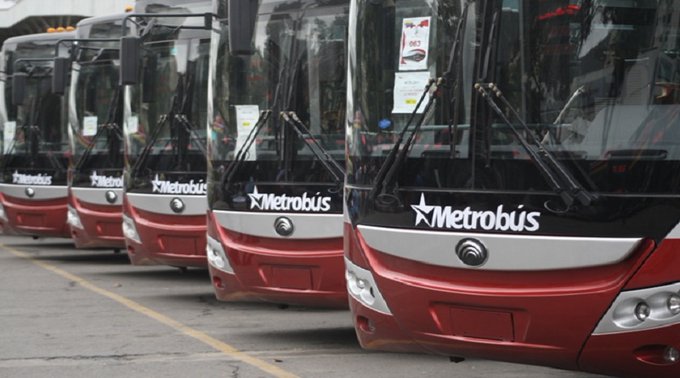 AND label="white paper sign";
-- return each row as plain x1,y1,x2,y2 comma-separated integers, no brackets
392,71,432,114
125,115,139,135
234,105,260,161
399,17,431,71
4,121,16,153
83,116,98,137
